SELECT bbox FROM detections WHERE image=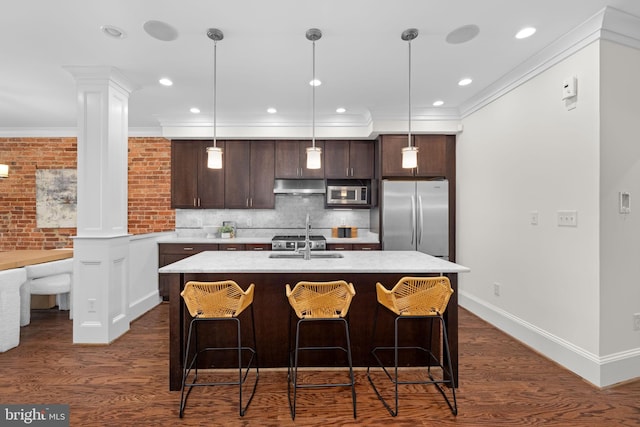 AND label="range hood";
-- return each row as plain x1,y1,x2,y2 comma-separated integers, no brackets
273,179,326,194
